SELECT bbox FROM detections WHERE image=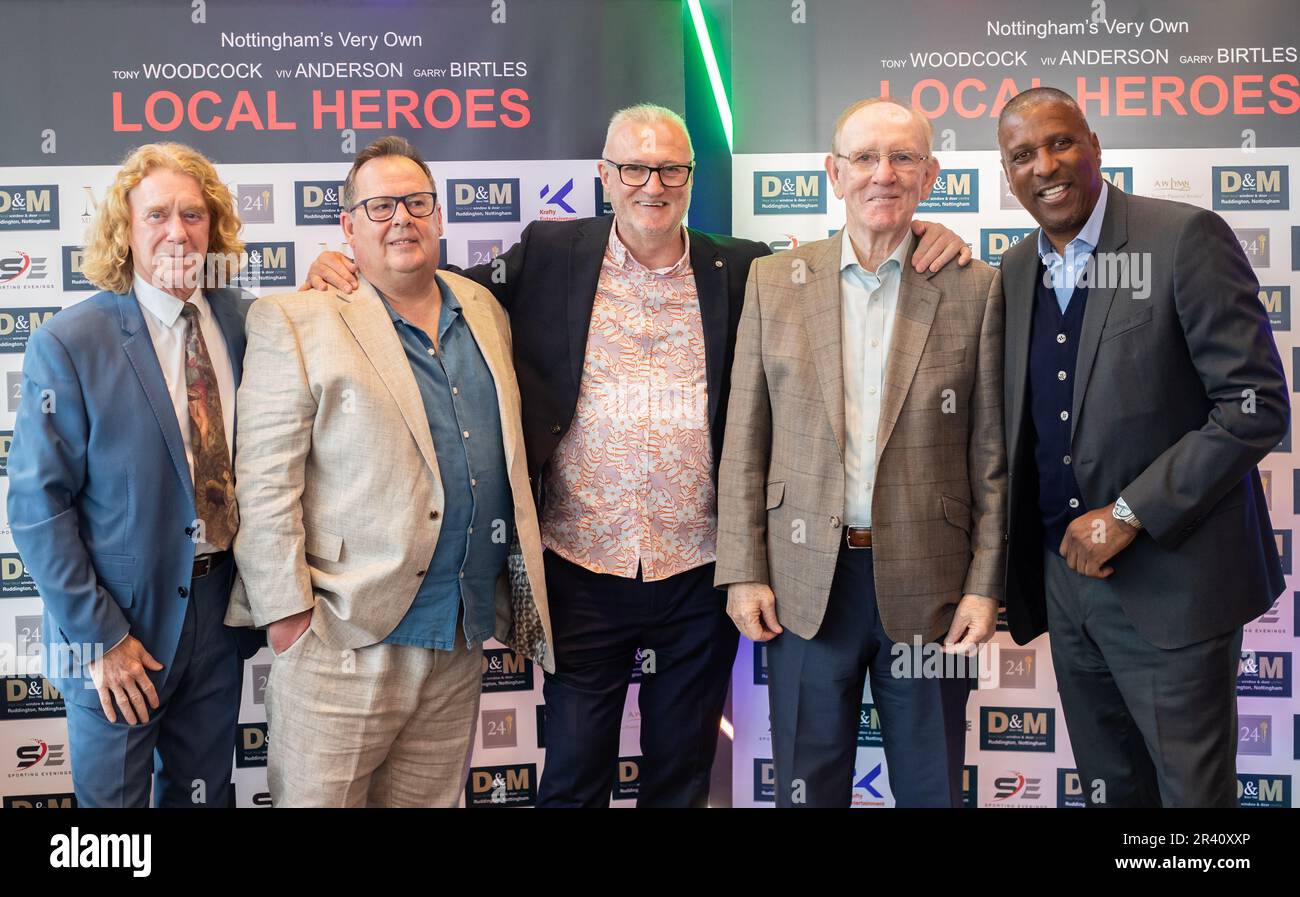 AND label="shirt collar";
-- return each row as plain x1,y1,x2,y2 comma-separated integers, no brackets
133,273,206,328
608,220,691,275
378,273,459,325
841,229,911,279
1037,180,1109,262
